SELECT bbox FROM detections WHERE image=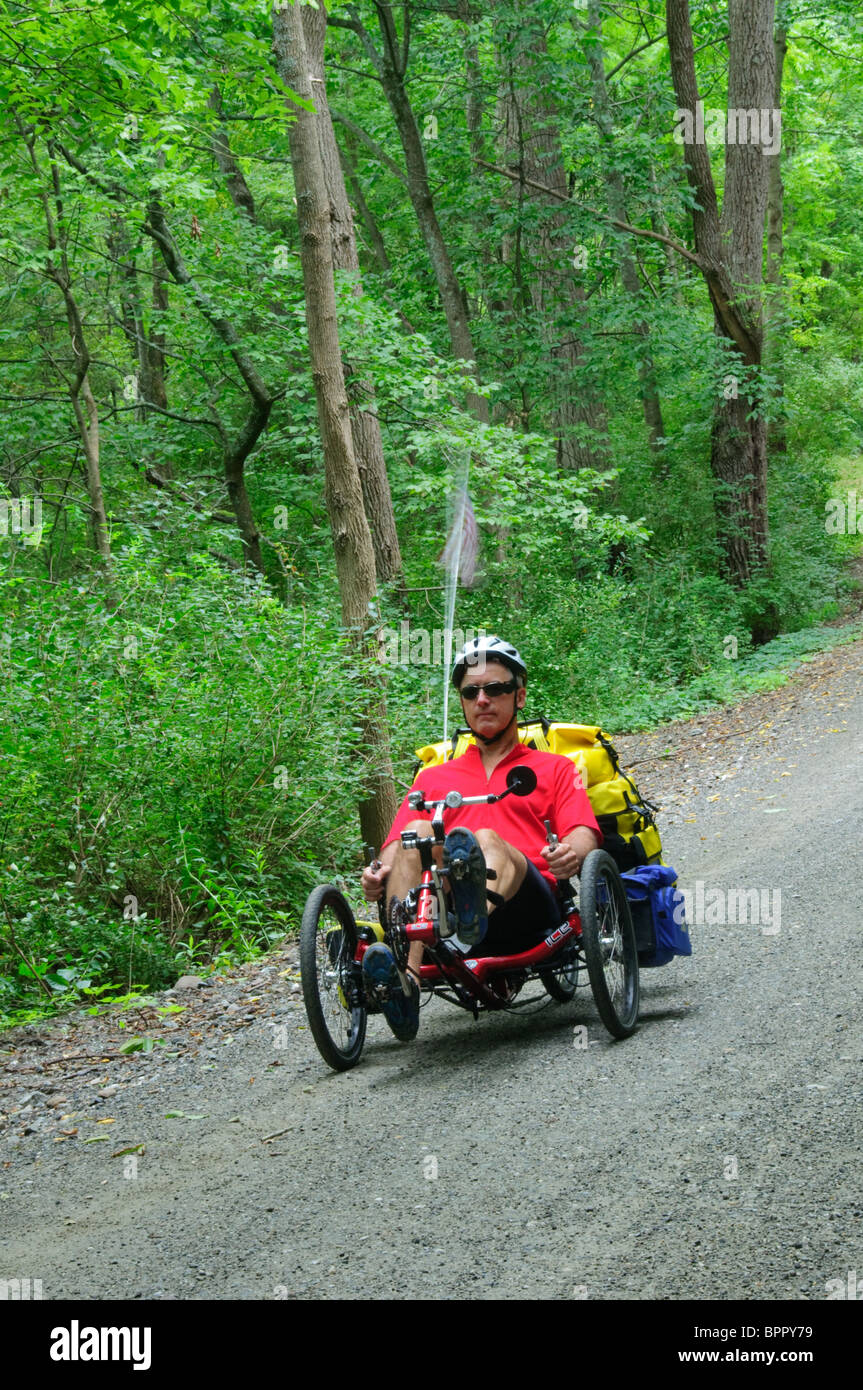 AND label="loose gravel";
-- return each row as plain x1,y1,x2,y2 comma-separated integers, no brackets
2,639,861,1300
